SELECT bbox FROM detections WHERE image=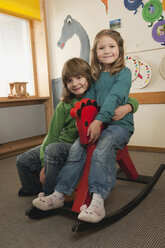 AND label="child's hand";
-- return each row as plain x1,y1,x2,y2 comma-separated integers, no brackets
87,120,102,144
40,167,46,185
112,104,132,121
